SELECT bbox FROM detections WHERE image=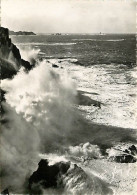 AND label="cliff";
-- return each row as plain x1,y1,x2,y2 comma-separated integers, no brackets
0,27,32,79
9,30,36,36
